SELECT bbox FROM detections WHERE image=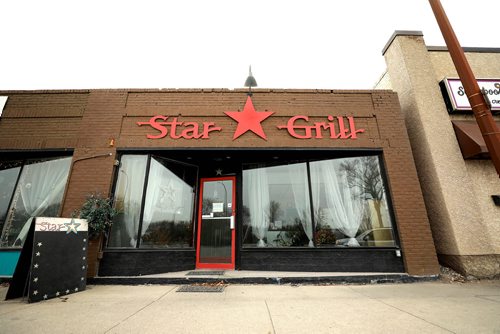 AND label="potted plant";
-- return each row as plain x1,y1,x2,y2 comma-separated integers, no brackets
75,193,117,277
